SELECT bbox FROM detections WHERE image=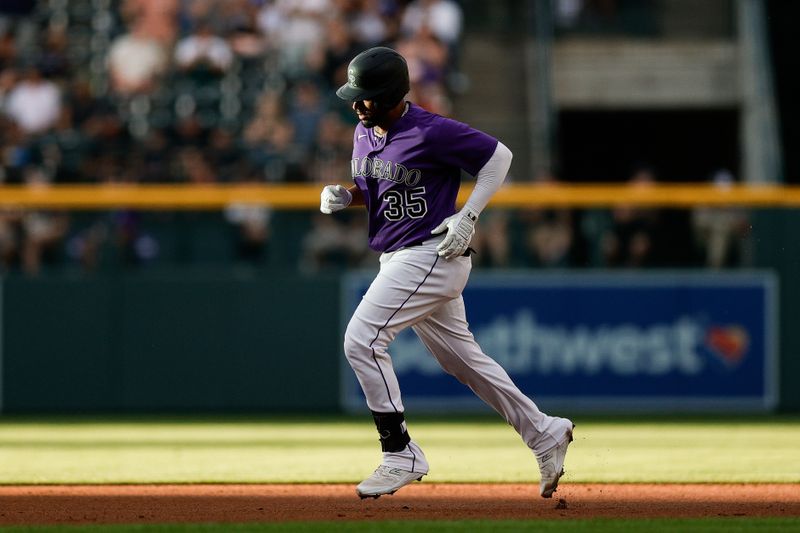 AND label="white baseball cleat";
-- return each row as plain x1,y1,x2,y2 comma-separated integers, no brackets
537,421,575,498
356,465,425,499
